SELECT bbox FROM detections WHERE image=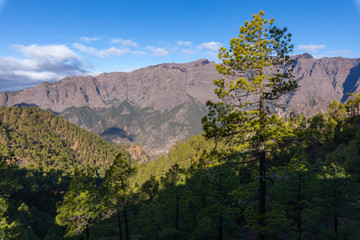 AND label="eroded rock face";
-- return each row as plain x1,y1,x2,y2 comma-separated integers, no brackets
2,55,360,158
0,59,219,112
284,54,360,116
